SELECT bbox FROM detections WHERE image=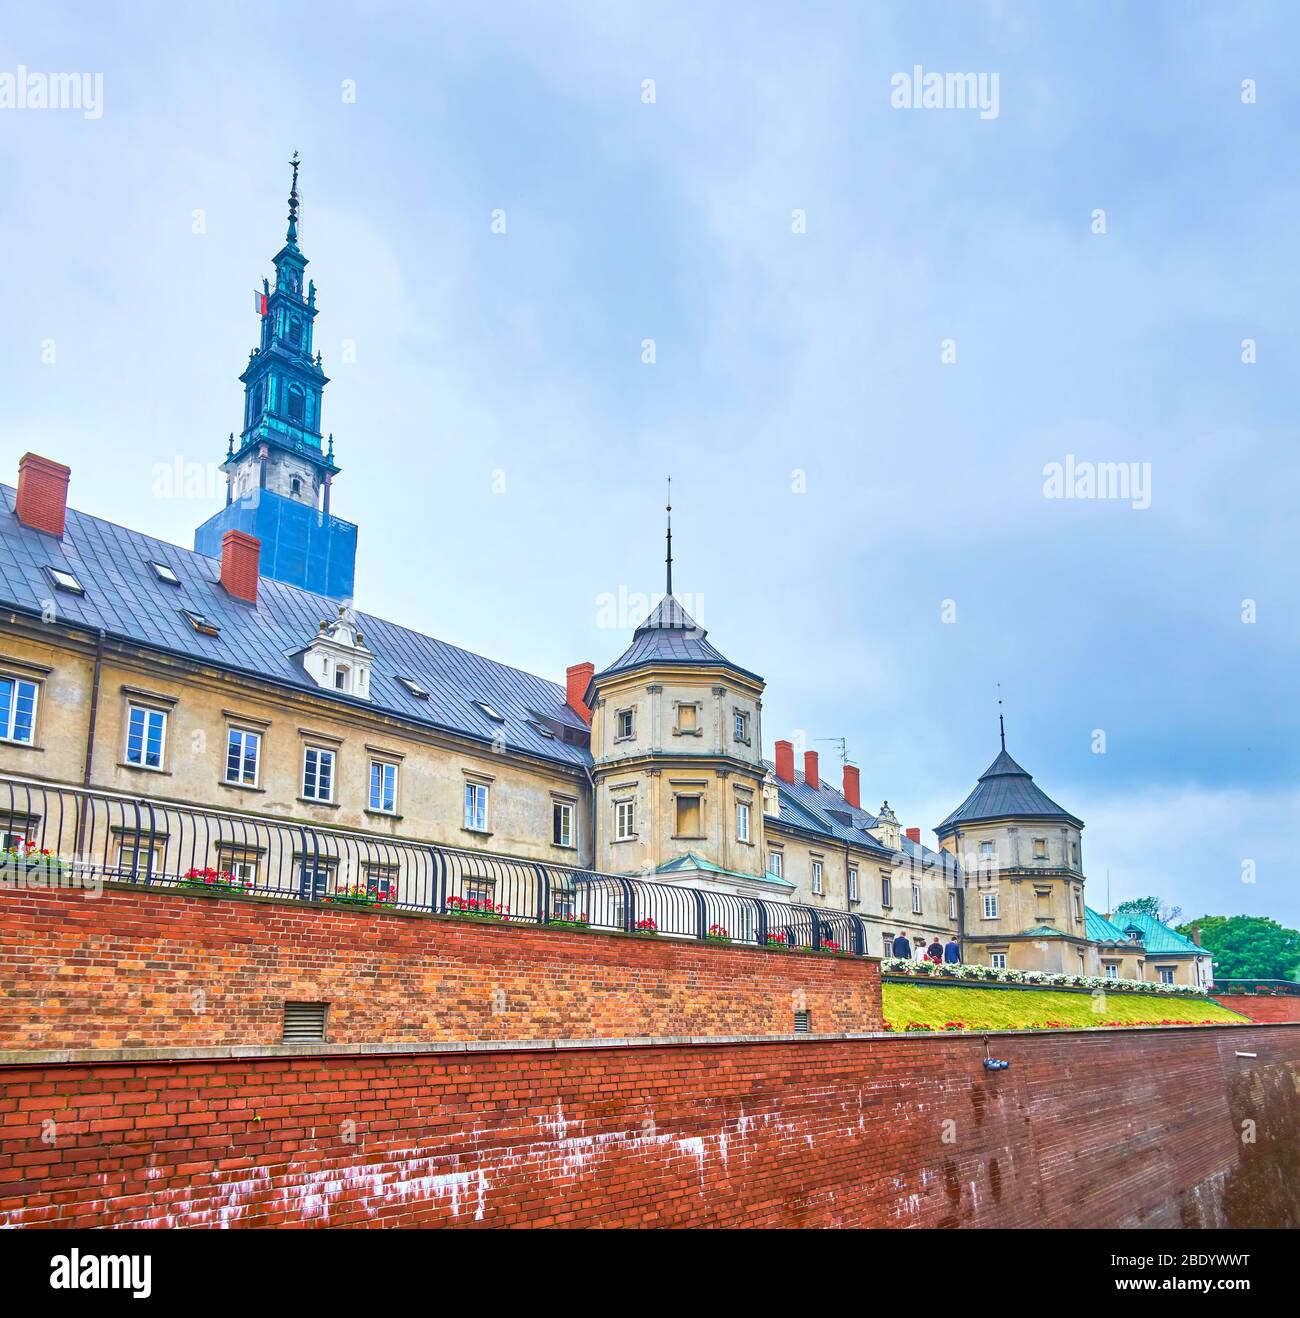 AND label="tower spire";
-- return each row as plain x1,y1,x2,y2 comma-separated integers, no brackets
286,150,302,245
665,476,673,597
997,682,1005,750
